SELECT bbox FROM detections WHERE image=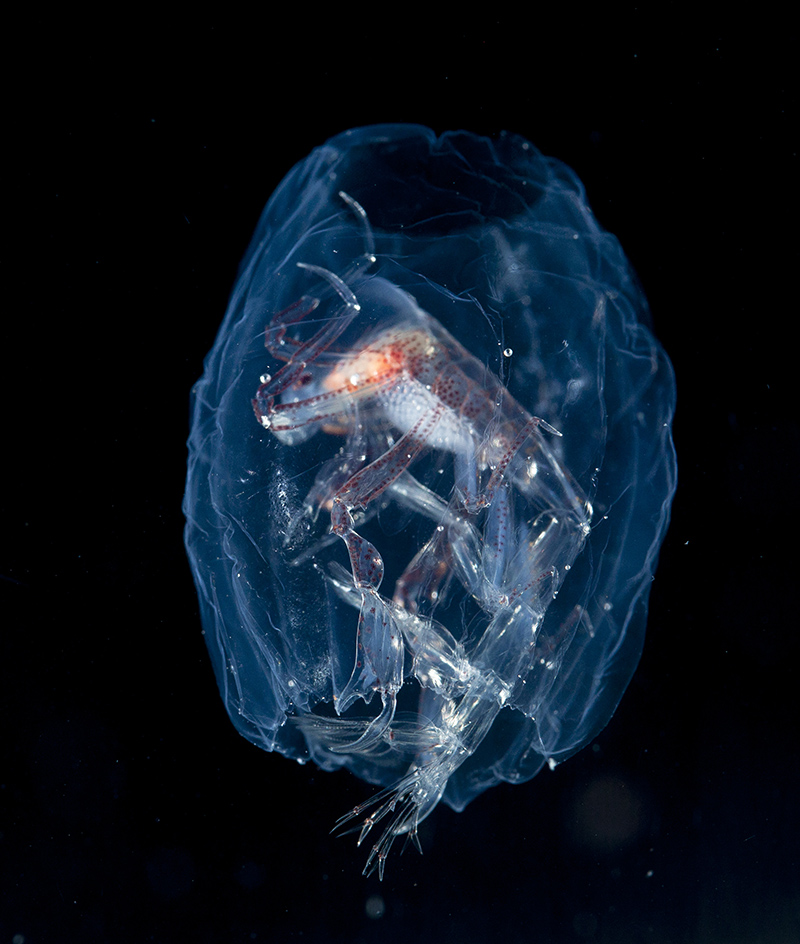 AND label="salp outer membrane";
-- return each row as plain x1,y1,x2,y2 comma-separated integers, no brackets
184,125,677,874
